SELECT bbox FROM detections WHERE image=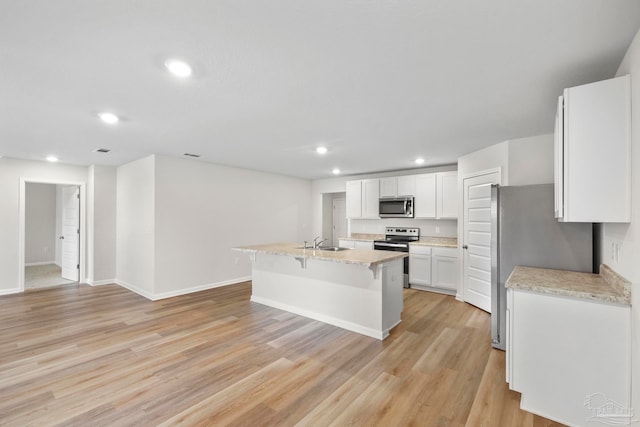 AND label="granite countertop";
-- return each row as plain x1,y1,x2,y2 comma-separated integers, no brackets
339,234,458,248
410,237,458,248
506,264,631,305
233,242,407,268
